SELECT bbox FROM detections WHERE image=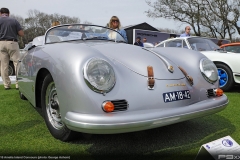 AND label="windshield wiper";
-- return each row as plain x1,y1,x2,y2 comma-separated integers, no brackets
107,39,126,43
83,36,126,43
115,40,126,43
83,36,108,40
215,48,227,53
